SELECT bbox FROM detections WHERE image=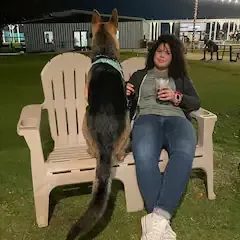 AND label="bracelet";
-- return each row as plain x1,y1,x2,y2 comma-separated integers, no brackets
172,91,183,106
